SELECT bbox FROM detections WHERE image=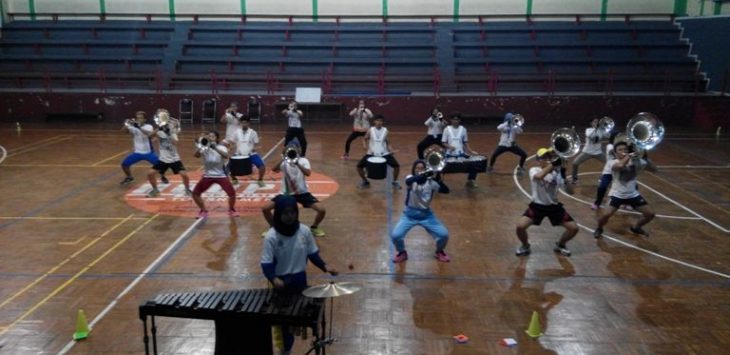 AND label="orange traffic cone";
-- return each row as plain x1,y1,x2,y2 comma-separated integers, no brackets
525,311,543,338
73,310,90,340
